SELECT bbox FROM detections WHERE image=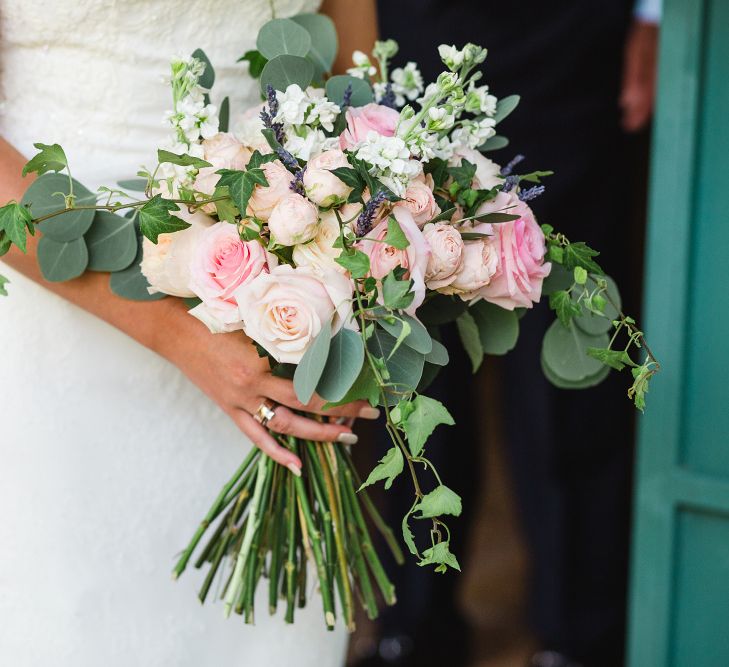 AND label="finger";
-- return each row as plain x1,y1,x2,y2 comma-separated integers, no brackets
263,376,380,420
266,405,358,444
230,409,302,474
